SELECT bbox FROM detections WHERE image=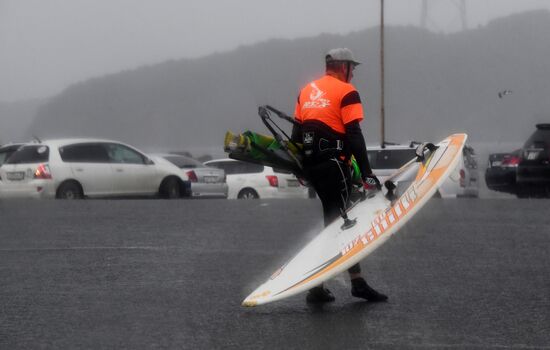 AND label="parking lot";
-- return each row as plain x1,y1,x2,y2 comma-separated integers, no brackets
1,198,549,349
